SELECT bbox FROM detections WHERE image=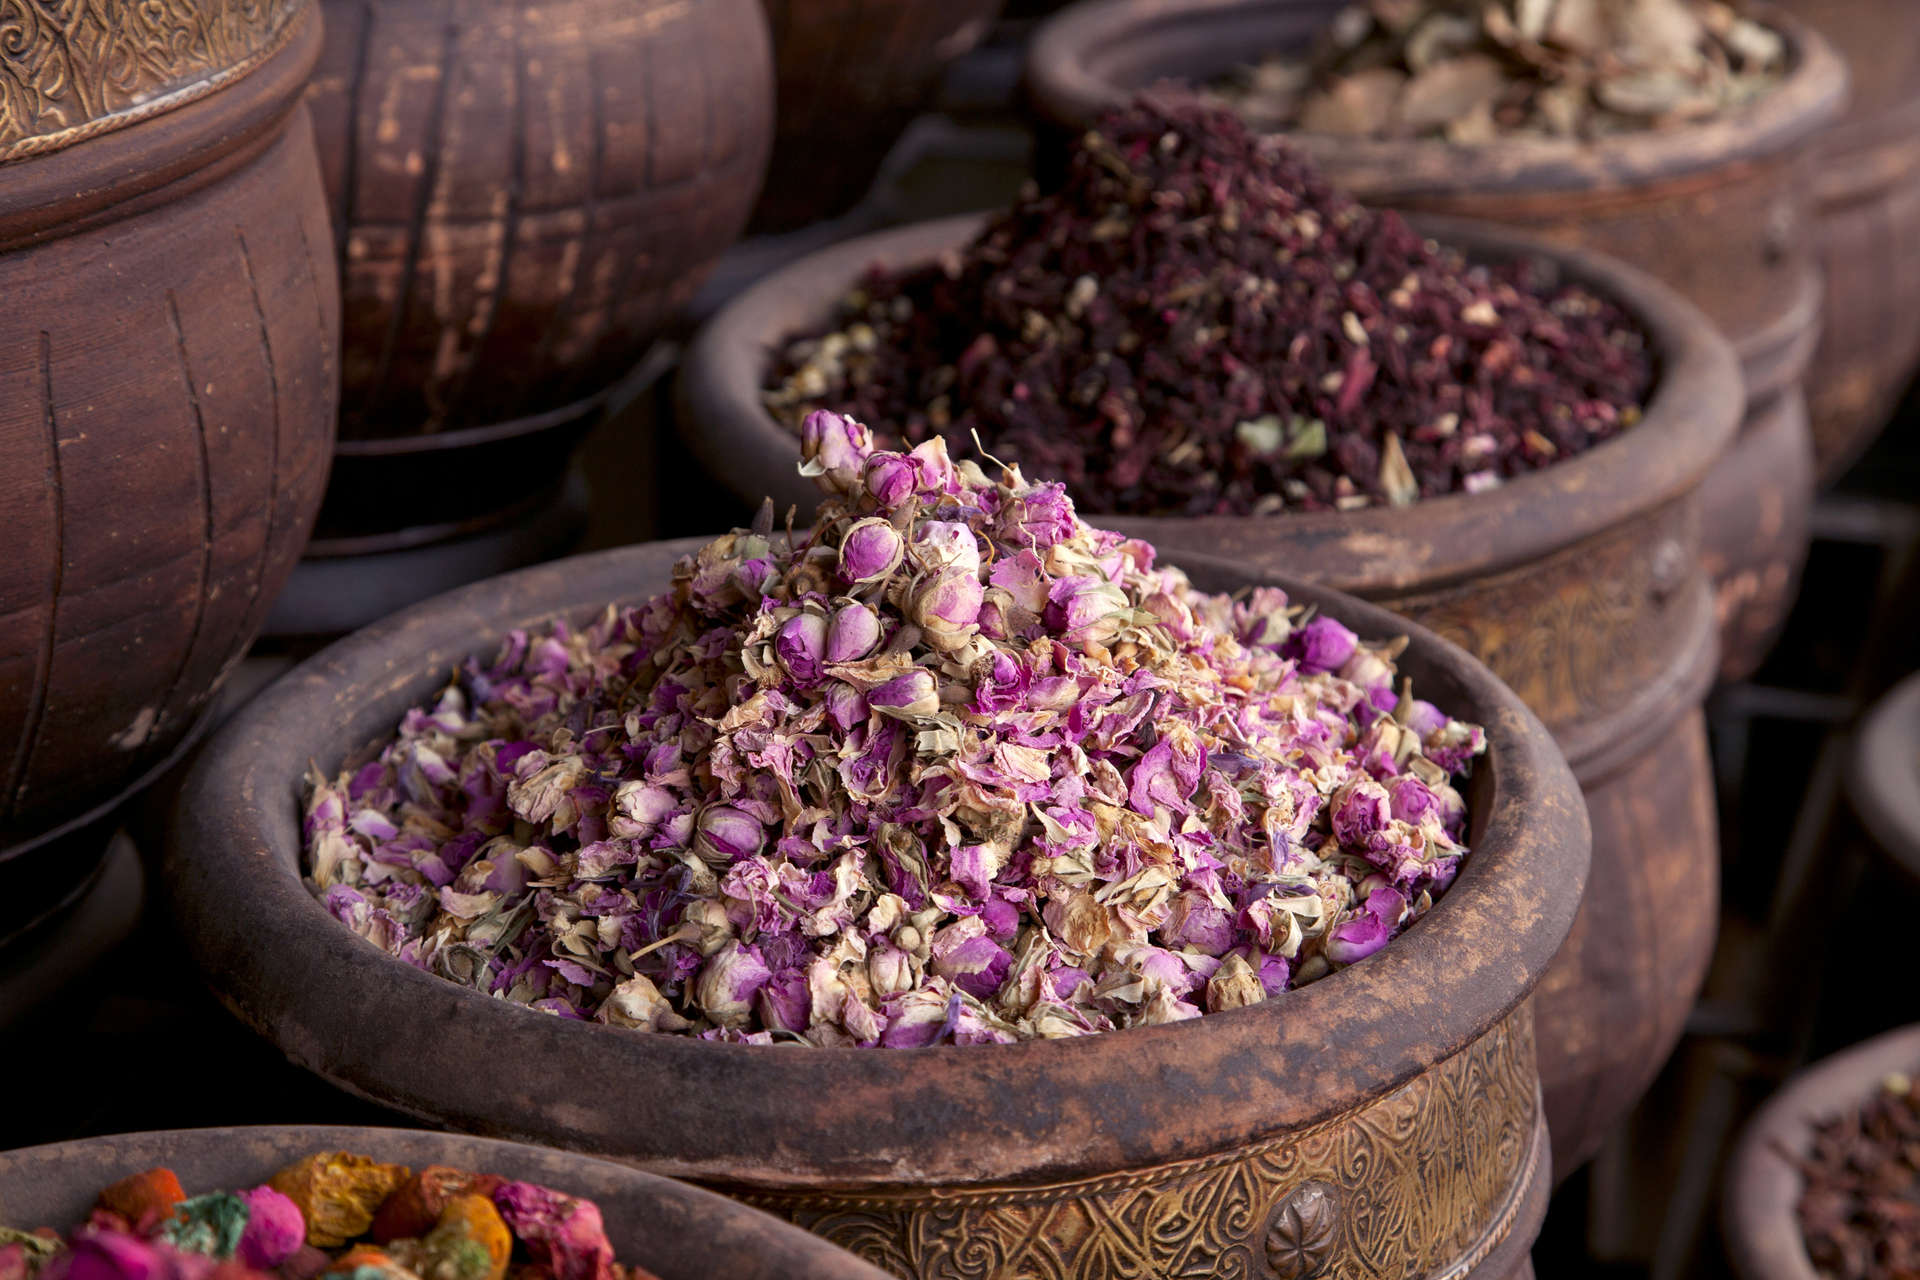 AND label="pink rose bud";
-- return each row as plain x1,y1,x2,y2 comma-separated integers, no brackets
910,520,981,574
868,669,939,718
826,602,882,663
910,567,984,650
693,804,765,865
800,410,870,487
823,681,868,731
694,941,773,1027
1045,575,1131,647
775,612,829,683
1287,615,1358,672
864,453,918,506
838,518,905,584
